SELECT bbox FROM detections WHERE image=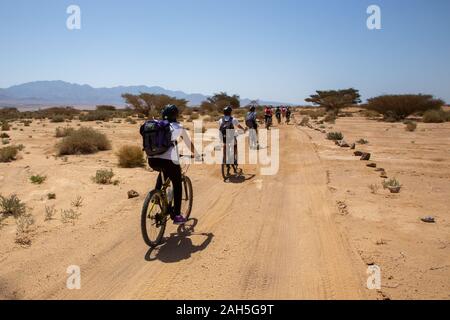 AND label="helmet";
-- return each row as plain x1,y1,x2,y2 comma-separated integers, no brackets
162,104,179,122
223,106,233,115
